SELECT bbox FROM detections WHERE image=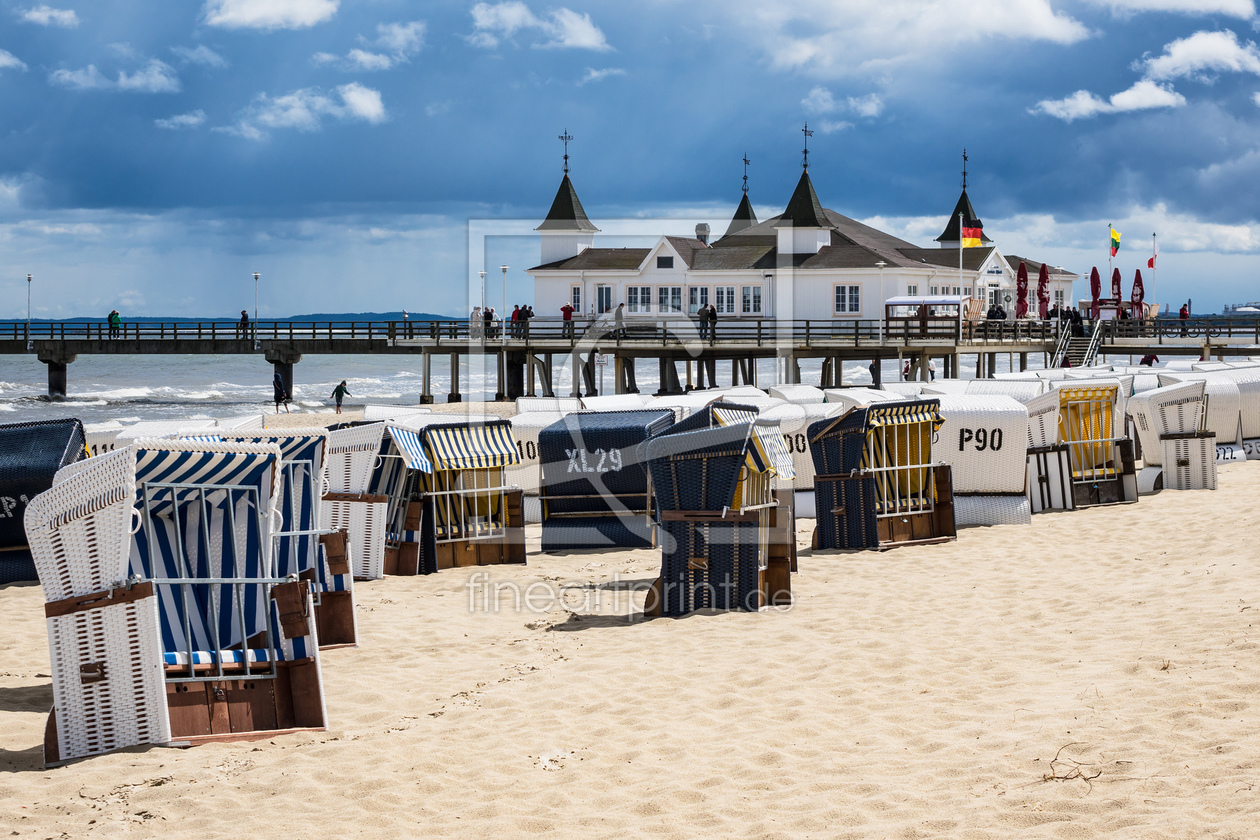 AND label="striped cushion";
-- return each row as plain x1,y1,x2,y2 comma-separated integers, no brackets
163,648,288,666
